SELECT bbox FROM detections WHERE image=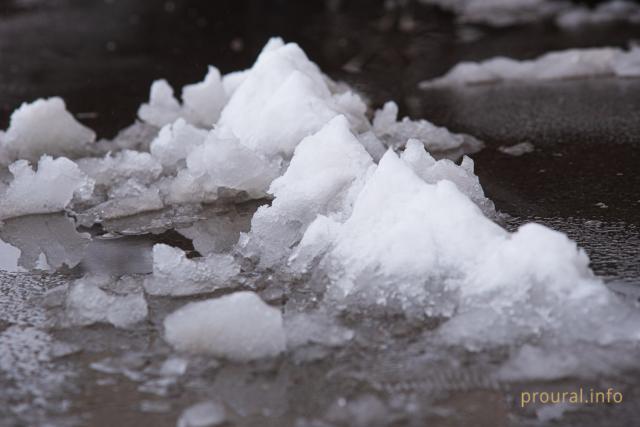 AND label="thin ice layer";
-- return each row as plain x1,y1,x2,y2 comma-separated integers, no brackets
296,150,640,349
2,97,96,163
420,47,640,87
164,291,286,360
144,244,240,296
0,156,94,220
